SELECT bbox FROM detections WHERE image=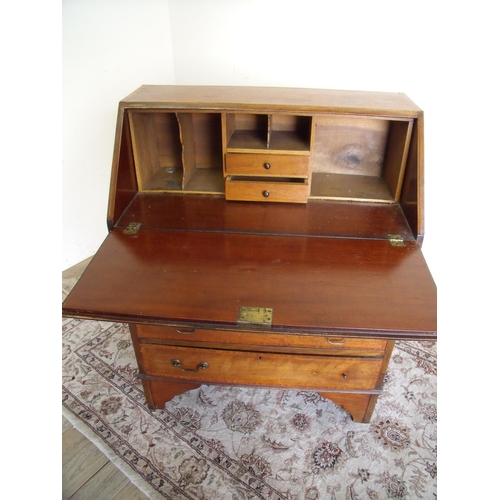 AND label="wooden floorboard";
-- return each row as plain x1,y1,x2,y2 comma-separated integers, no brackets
62,425,92,463
62,433,109,498
69,461,130,500
62,416,149,499
63,257,149,499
